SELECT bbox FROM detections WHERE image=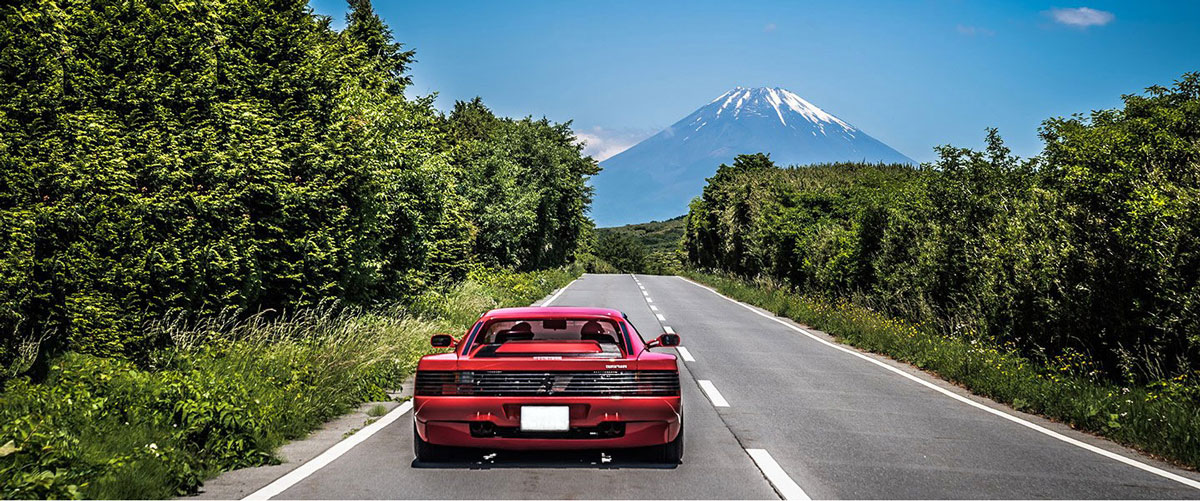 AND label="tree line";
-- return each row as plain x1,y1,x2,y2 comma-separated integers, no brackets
684,74,1200,382
0,0,598,374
